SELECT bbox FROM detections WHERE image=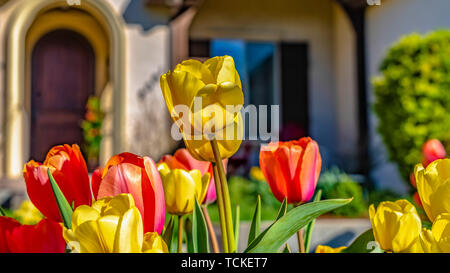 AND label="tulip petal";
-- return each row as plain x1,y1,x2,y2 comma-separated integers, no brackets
0,217,21,253
142,157,166,234
161,70,205,118
23,162,62,221
259,147,288,203
97,215,120,253
91,167,104,200
142,232,169,253
71,205,100,229
71,220,105,253
114,207,143,253
175,59,215,84
204,56,242,88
